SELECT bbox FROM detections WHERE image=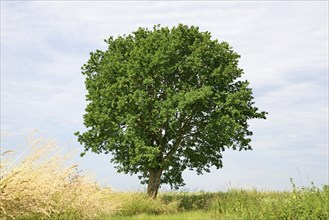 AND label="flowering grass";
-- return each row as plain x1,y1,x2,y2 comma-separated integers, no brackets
0,134,119,219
